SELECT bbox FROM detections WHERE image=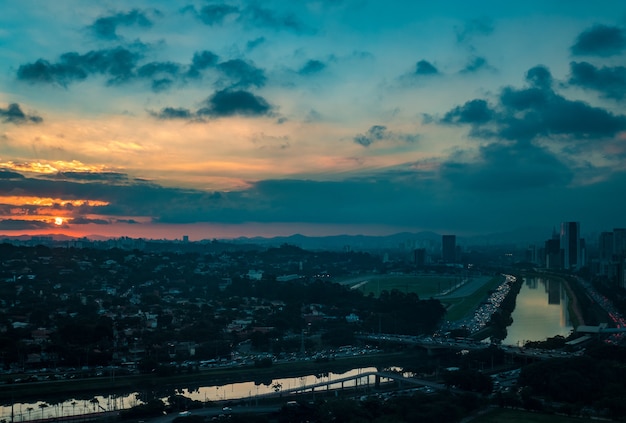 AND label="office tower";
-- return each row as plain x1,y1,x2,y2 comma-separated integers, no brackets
442,235,456,263
414,248,426,266
614,228,626,257
599,232,614,262
560,221,581,270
